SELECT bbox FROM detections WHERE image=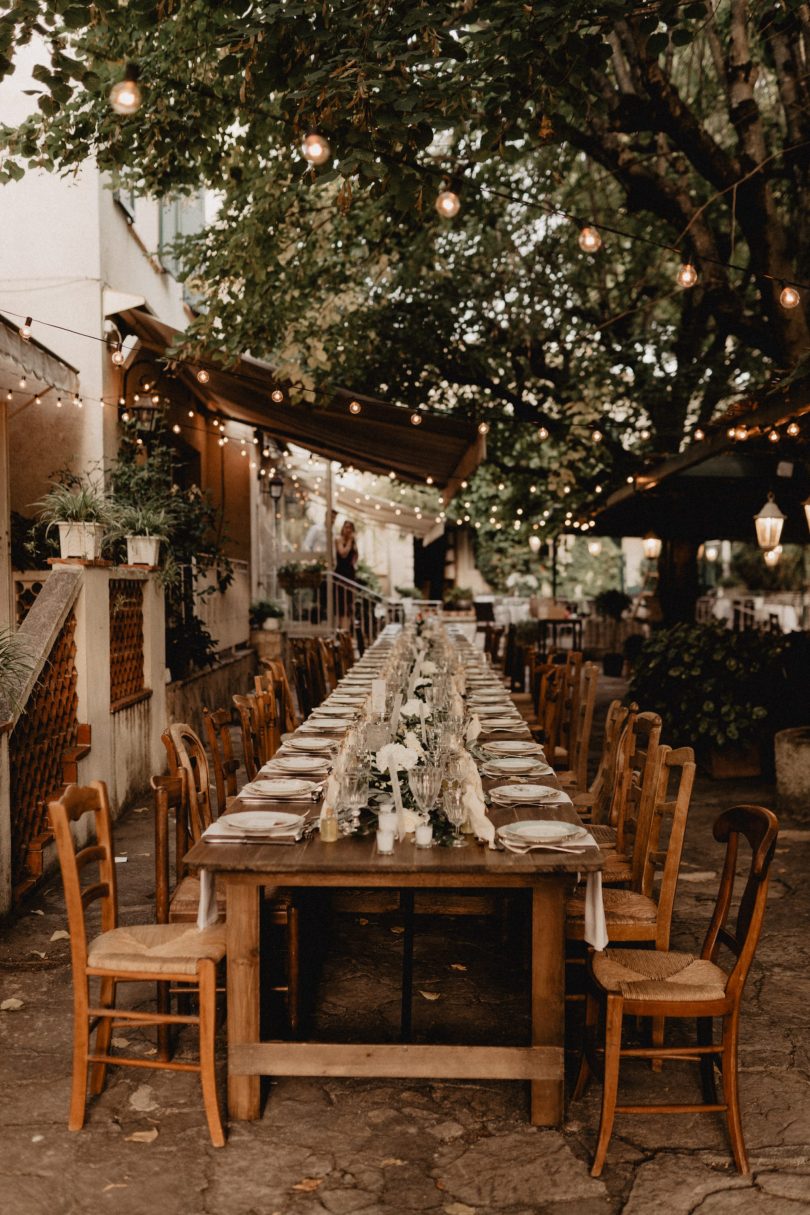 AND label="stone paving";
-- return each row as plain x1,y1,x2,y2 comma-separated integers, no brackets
2,697,810,1213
